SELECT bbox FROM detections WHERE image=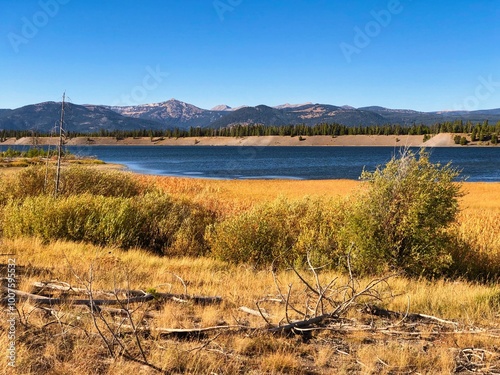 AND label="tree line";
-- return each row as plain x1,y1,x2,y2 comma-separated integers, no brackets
1,120,499,143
